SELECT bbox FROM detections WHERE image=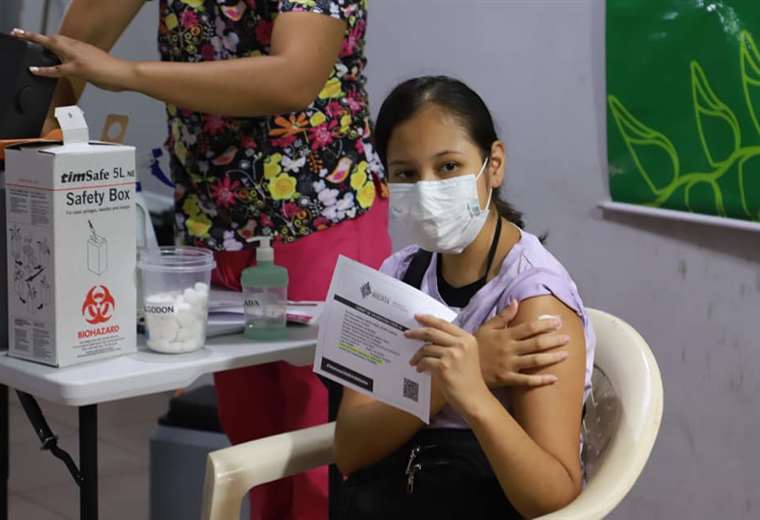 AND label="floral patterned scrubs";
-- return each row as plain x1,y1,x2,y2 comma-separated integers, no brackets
157,0,385,251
